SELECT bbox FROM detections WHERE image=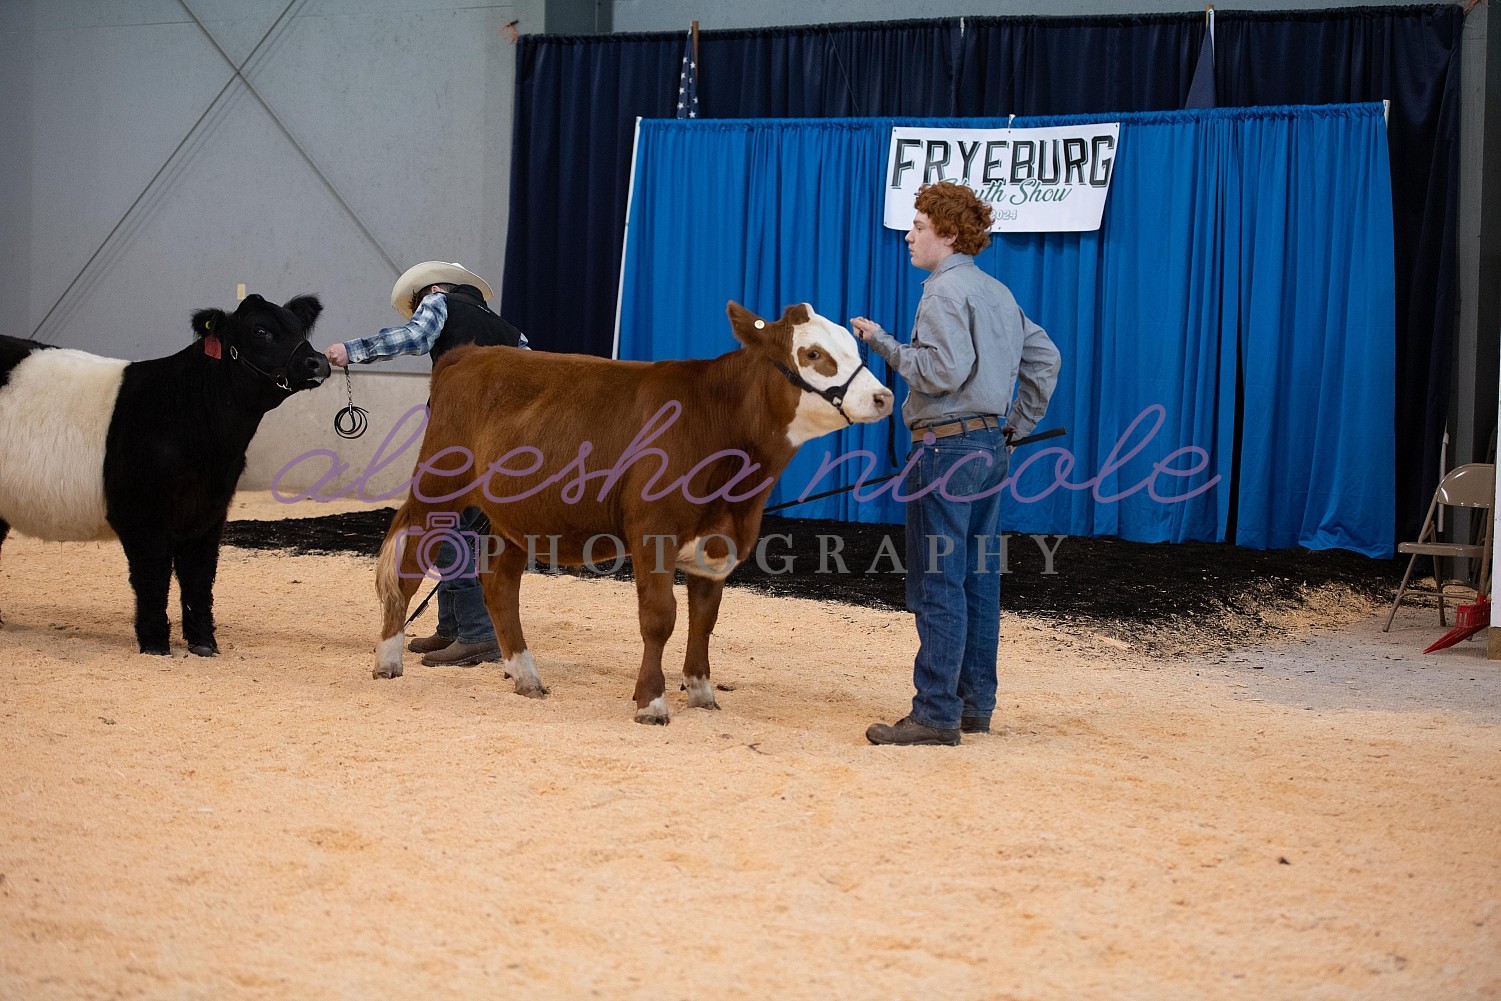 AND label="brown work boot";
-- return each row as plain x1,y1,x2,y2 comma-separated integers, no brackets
407,630,456,654
865,715,960,746
960,717,991,734
420,639,500,667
